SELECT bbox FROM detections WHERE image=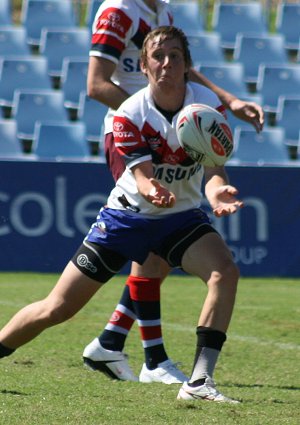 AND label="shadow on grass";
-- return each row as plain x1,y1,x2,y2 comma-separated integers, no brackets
1,389,29,396
223,382,300,391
